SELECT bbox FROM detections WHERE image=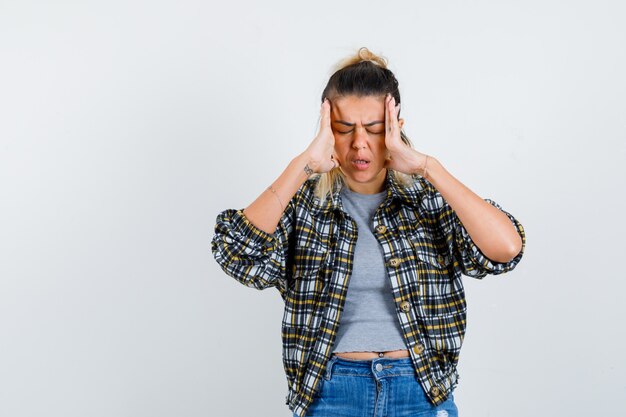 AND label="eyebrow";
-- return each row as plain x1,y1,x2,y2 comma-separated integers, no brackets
333,120,384,127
